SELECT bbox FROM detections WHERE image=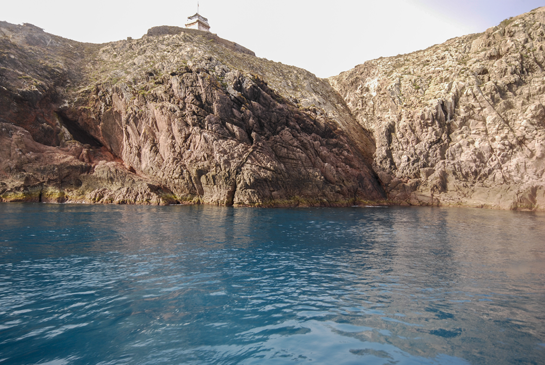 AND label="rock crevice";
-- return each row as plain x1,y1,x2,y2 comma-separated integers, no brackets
2,7,545,210
0,21,384,206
